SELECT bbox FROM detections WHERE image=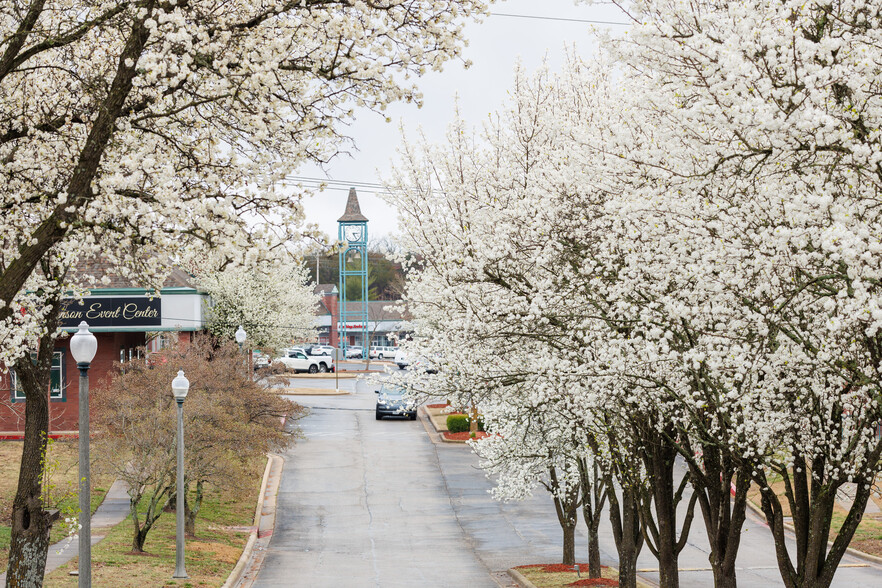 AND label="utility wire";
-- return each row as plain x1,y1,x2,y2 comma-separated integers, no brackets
489,12,630,26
